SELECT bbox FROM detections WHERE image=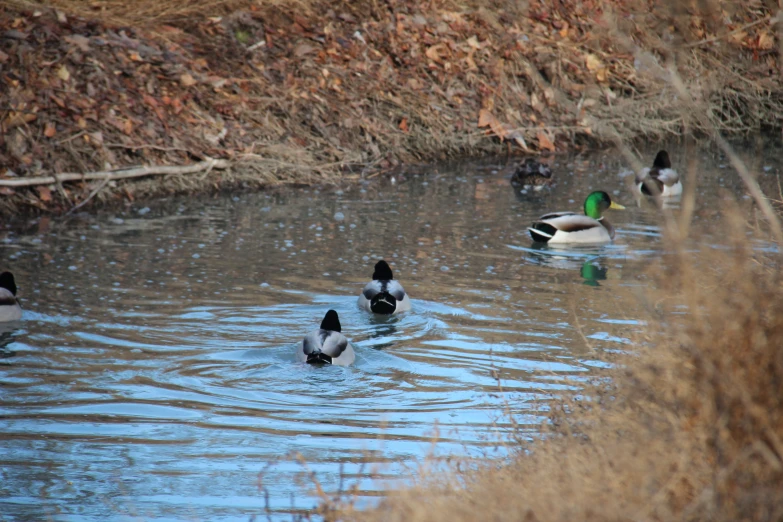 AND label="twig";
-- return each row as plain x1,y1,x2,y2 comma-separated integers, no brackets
104,142,192,153
56,131,87,145
684,15,775,48
0,158,231,188
66,176,111,215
